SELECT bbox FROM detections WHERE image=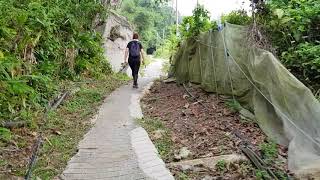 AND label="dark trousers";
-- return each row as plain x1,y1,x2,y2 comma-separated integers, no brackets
128,57,141,85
